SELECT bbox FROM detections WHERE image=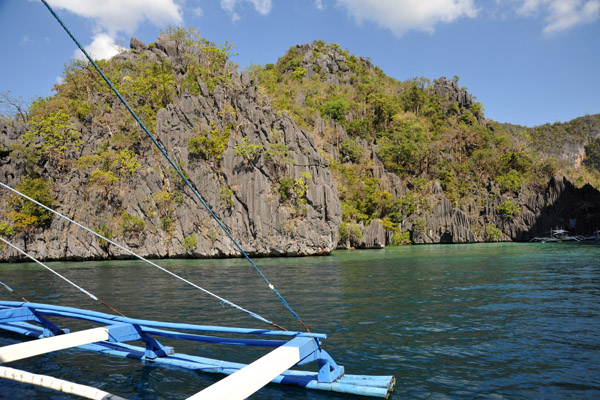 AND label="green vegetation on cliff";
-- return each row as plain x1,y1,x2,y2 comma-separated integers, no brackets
5,178,55,238
0,27,236,238
247,41,600,239
1,32,598,250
